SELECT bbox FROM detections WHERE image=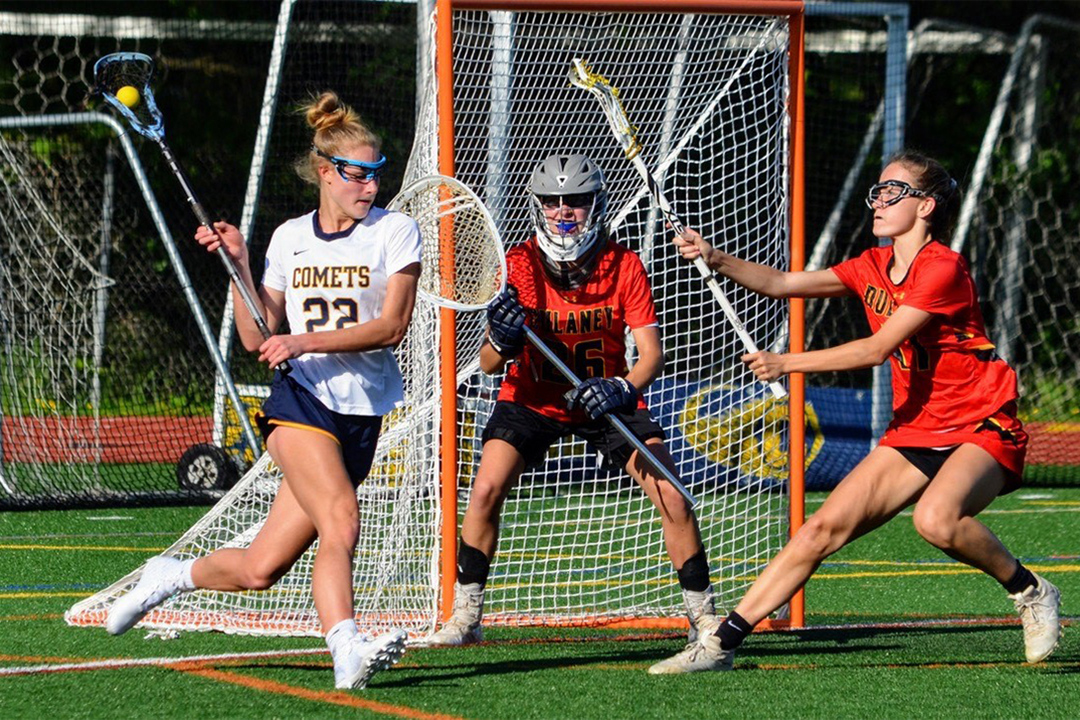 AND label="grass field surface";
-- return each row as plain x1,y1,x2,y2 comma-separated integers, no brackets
1,487,1076,719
